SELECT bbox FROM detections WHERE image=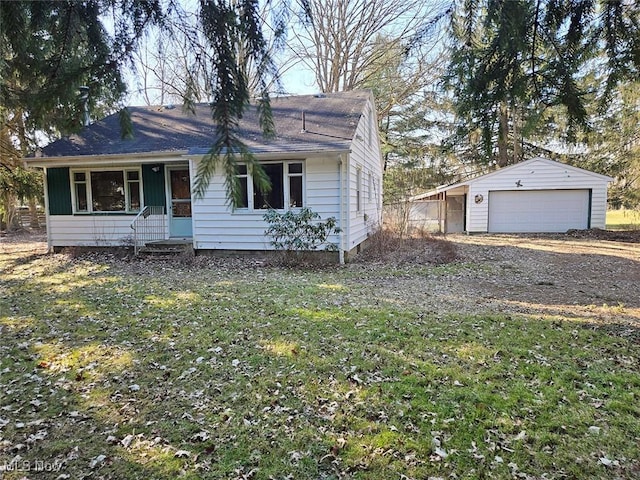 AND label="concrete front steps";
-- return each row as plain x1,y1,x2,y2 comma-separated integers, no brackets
139,239,193,256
